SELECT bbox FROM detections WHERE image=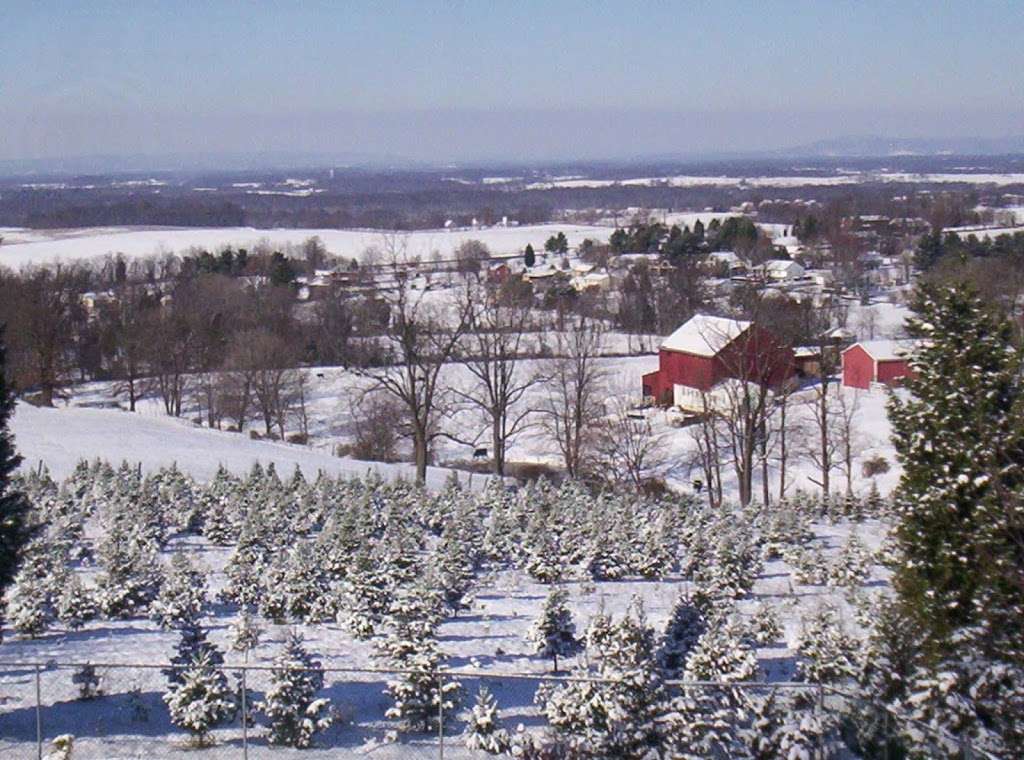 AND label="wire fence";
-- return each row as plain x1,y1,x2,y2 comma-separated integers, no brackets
0,660,993,759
